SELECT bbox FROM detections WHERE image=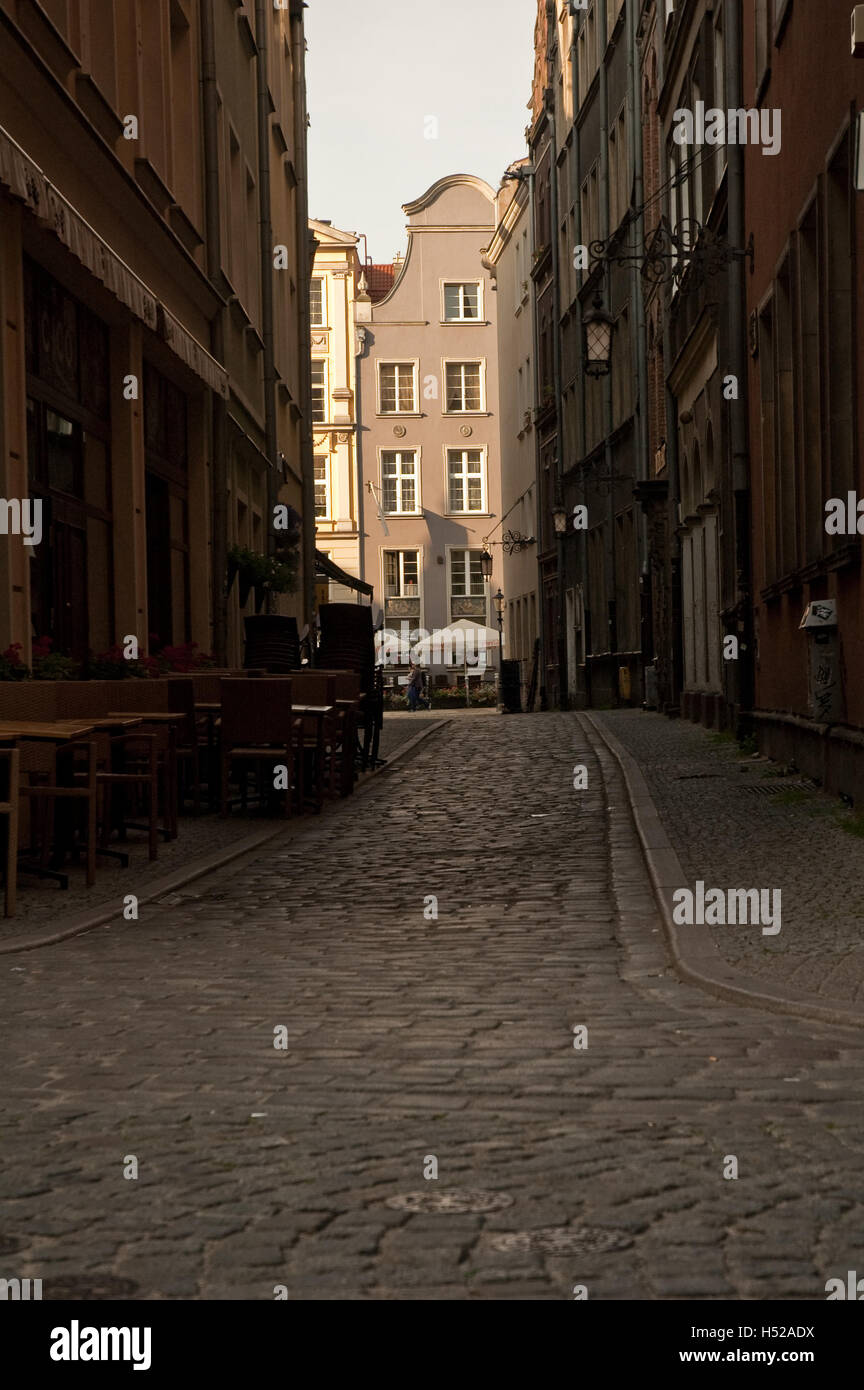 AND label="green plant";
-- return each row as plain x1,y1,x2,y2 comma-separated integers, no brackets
32,650,80,680
263,555,299,596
